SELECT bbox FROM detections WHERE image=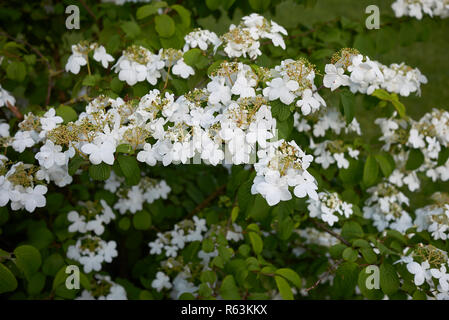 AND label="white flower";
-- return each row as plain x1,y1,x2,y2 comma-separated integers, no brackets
152,272,172,292
323,64,349,90
207,78,231,105
137,143,158,166
263,78,299,105
0,85,16,107
23,185,48,212
40,108,63,137
65,47,87,74
79,255,103,273
172,59,195,79
116,59,147,86
430,265,449,292
35,141,67,169
81,140,116,165
12,131,35,153
253,171,291,206
406,261,430,286
93,45,114,68
68,211,87,233
296,89,320,115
